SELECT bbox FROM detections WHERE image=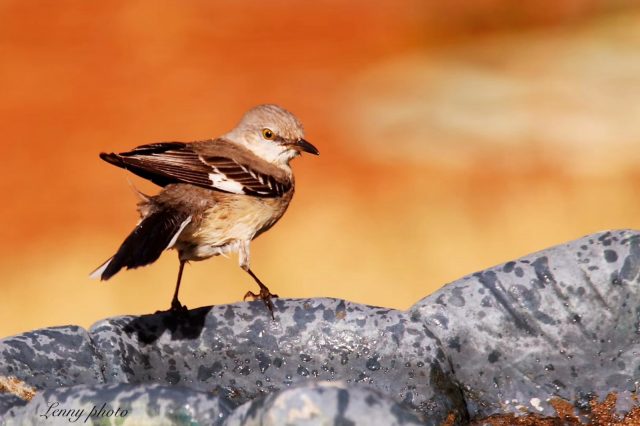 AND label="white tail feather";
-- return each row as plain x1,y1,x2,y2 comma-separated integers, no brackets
89,257,113,280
